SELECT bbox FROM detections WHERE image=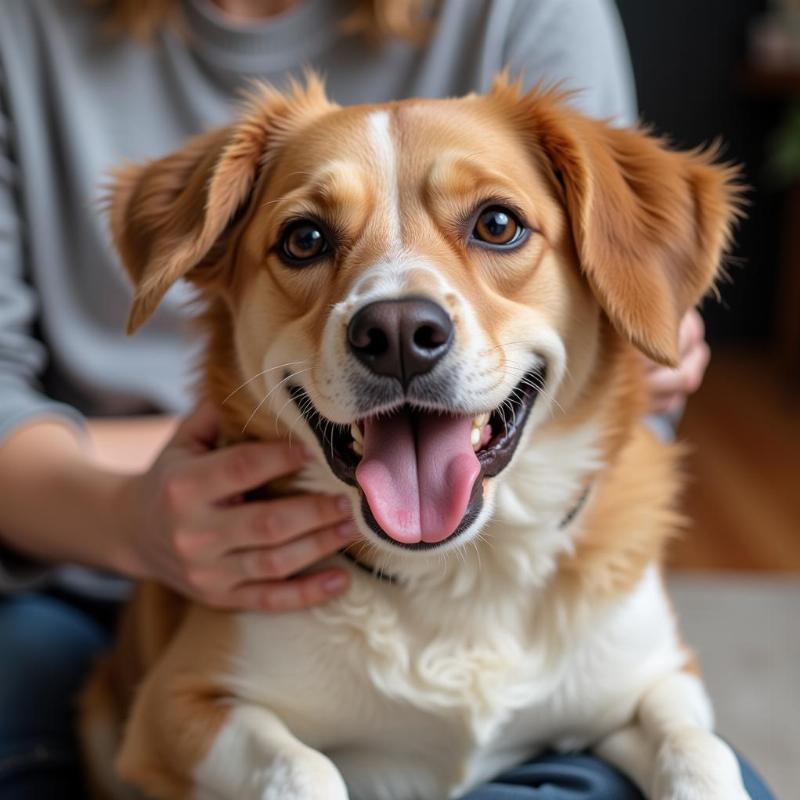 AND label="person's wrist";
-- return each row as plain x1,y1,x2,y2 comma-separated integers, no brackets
96,469,147,579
